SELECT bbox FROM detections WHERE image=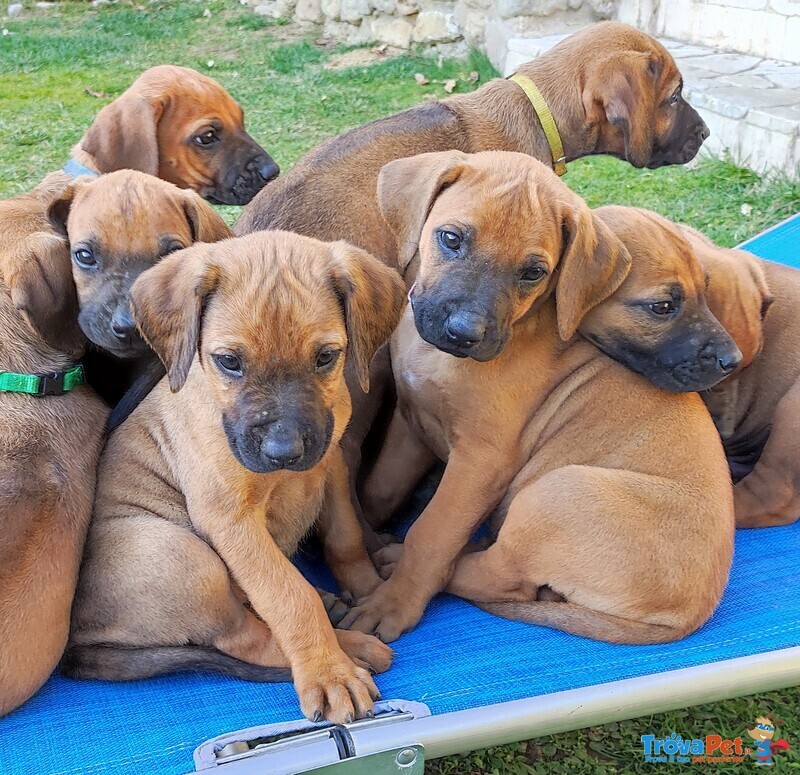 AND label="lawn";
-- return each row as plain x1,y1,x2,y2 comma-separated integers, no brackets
2,1,800,772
